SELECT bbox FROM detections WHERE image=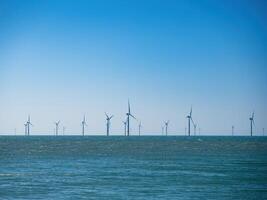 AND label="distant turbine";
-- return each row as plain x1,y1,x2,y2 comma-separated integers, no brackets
122,120,127,136
24,123,27,136
126,100,136,136
26,115,33,136
81,115,87,136
164,121,169,136
105,113,114,136
138,121,142,136
232,125,234,136
54,121,60,136
194,124,197,136
161,126,164,135
186,107,195,136
249,112,255,136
